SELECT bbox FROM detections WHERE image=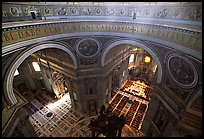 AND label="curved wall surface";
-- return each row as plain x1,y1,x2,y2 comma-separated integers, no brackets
2,2,202,137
